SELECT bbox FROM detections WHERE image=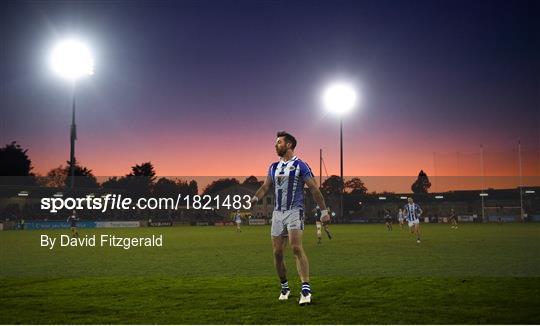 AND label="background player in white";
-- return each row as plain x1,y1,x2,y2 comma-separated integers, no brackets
251,131,330,305
403,197,422,243
234,210,242,232
314,205,332,245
